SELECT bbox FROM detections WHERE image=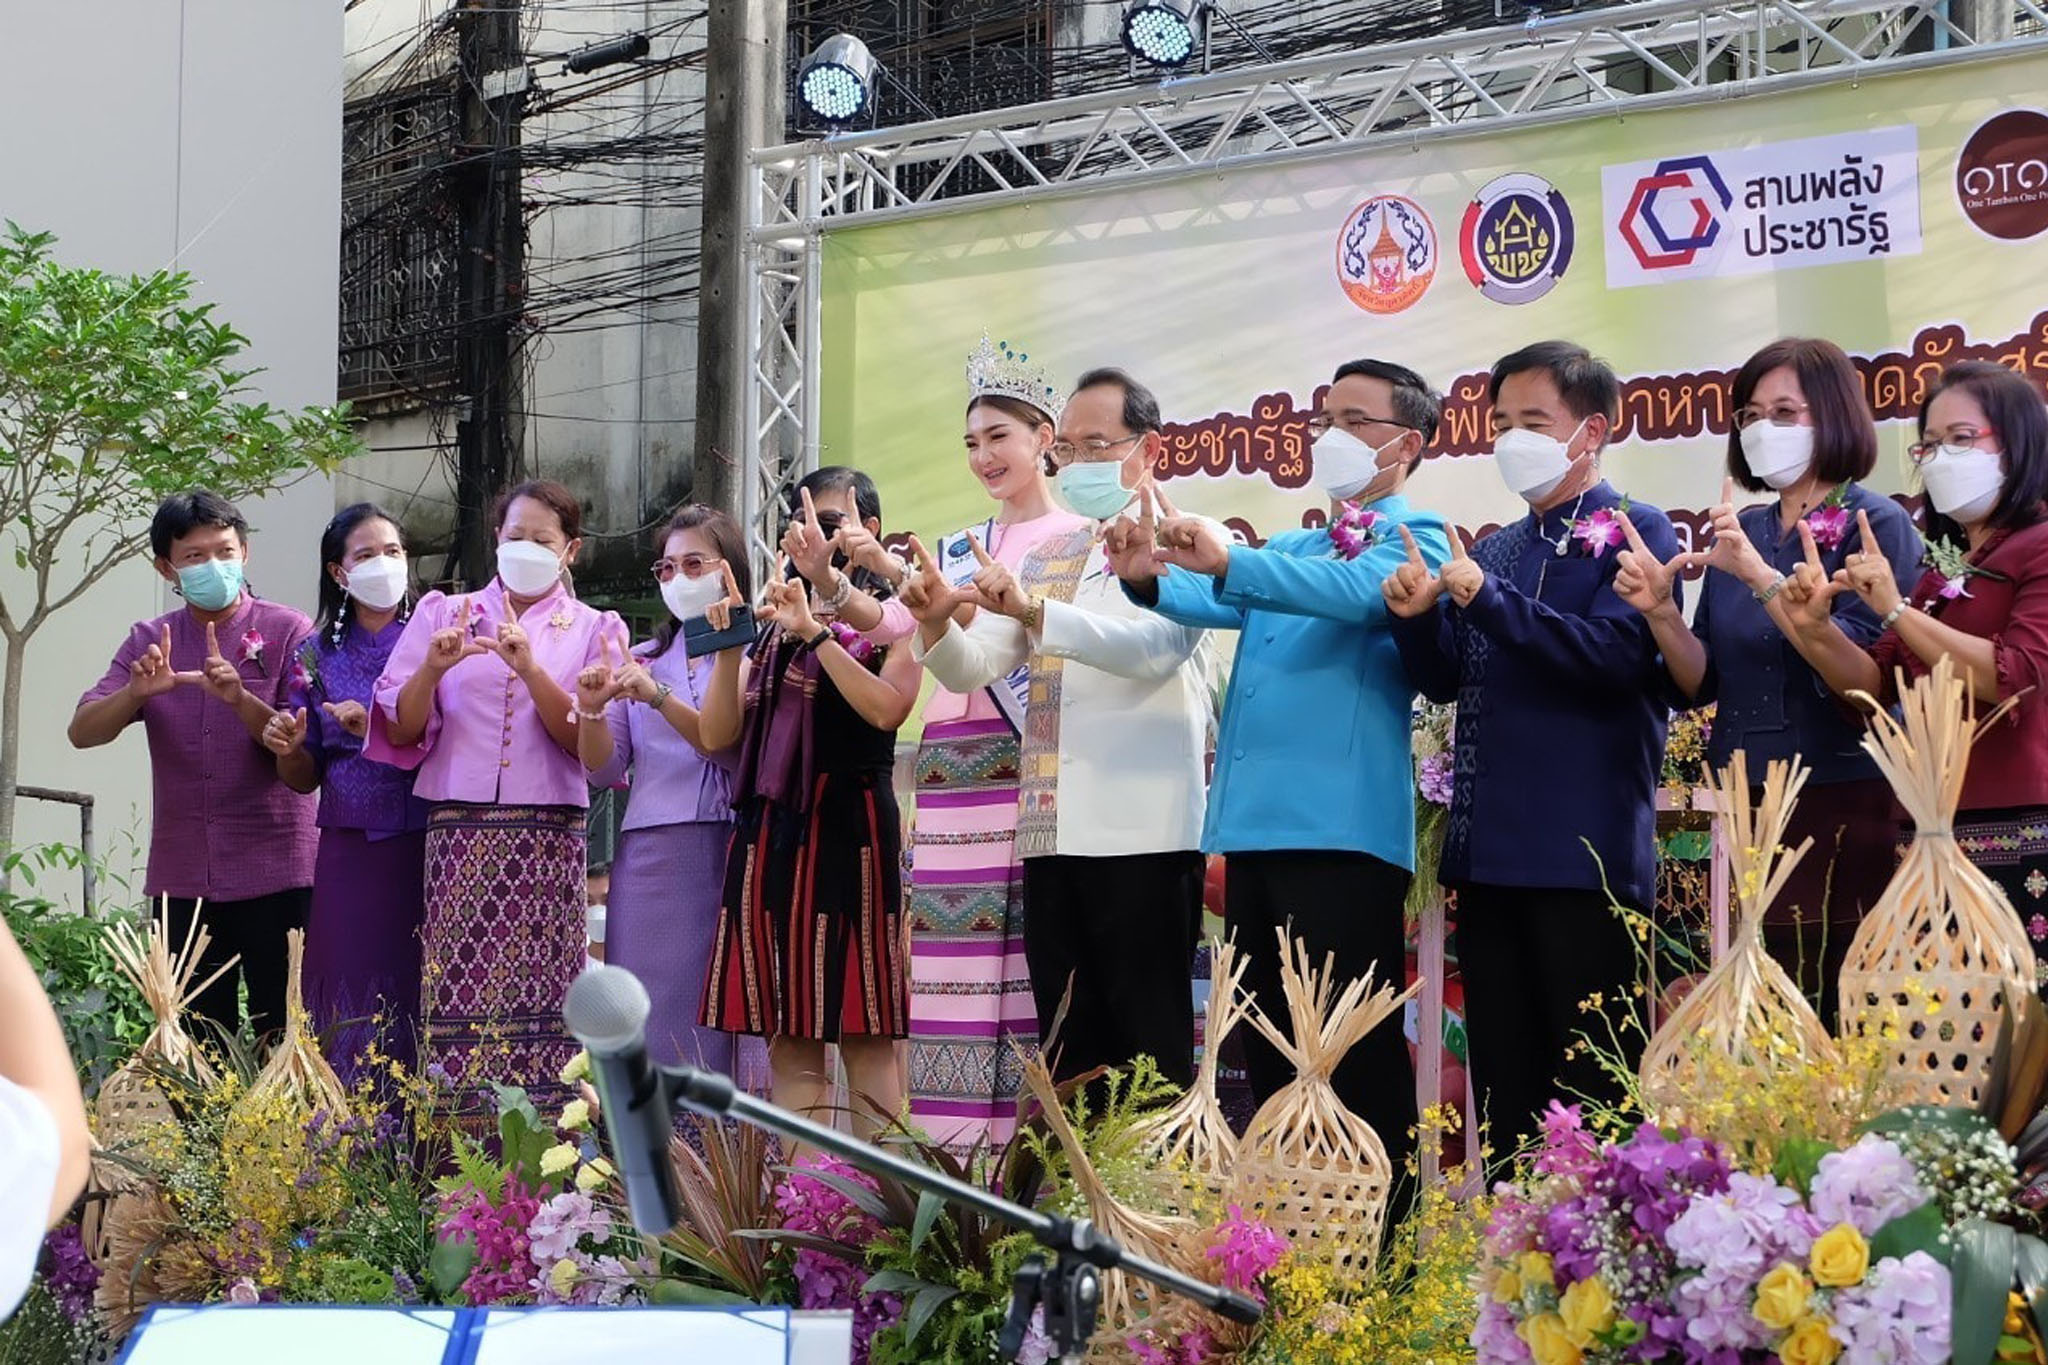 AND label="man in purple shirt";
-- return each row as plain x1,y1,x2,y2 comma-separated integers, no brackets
69,490,318,1038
